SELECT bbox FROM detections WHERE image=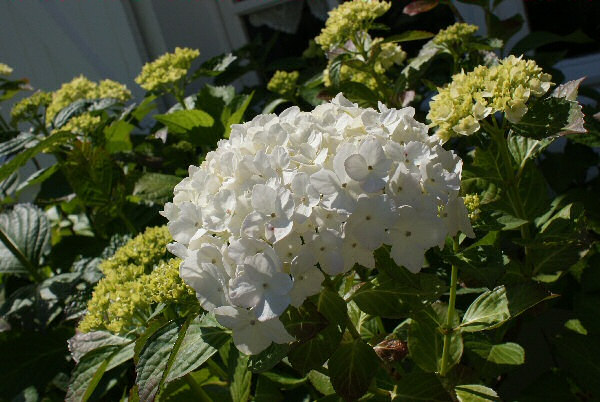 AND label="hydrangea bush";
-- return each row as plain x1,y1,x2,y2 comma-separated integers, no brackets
1,0,599,401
